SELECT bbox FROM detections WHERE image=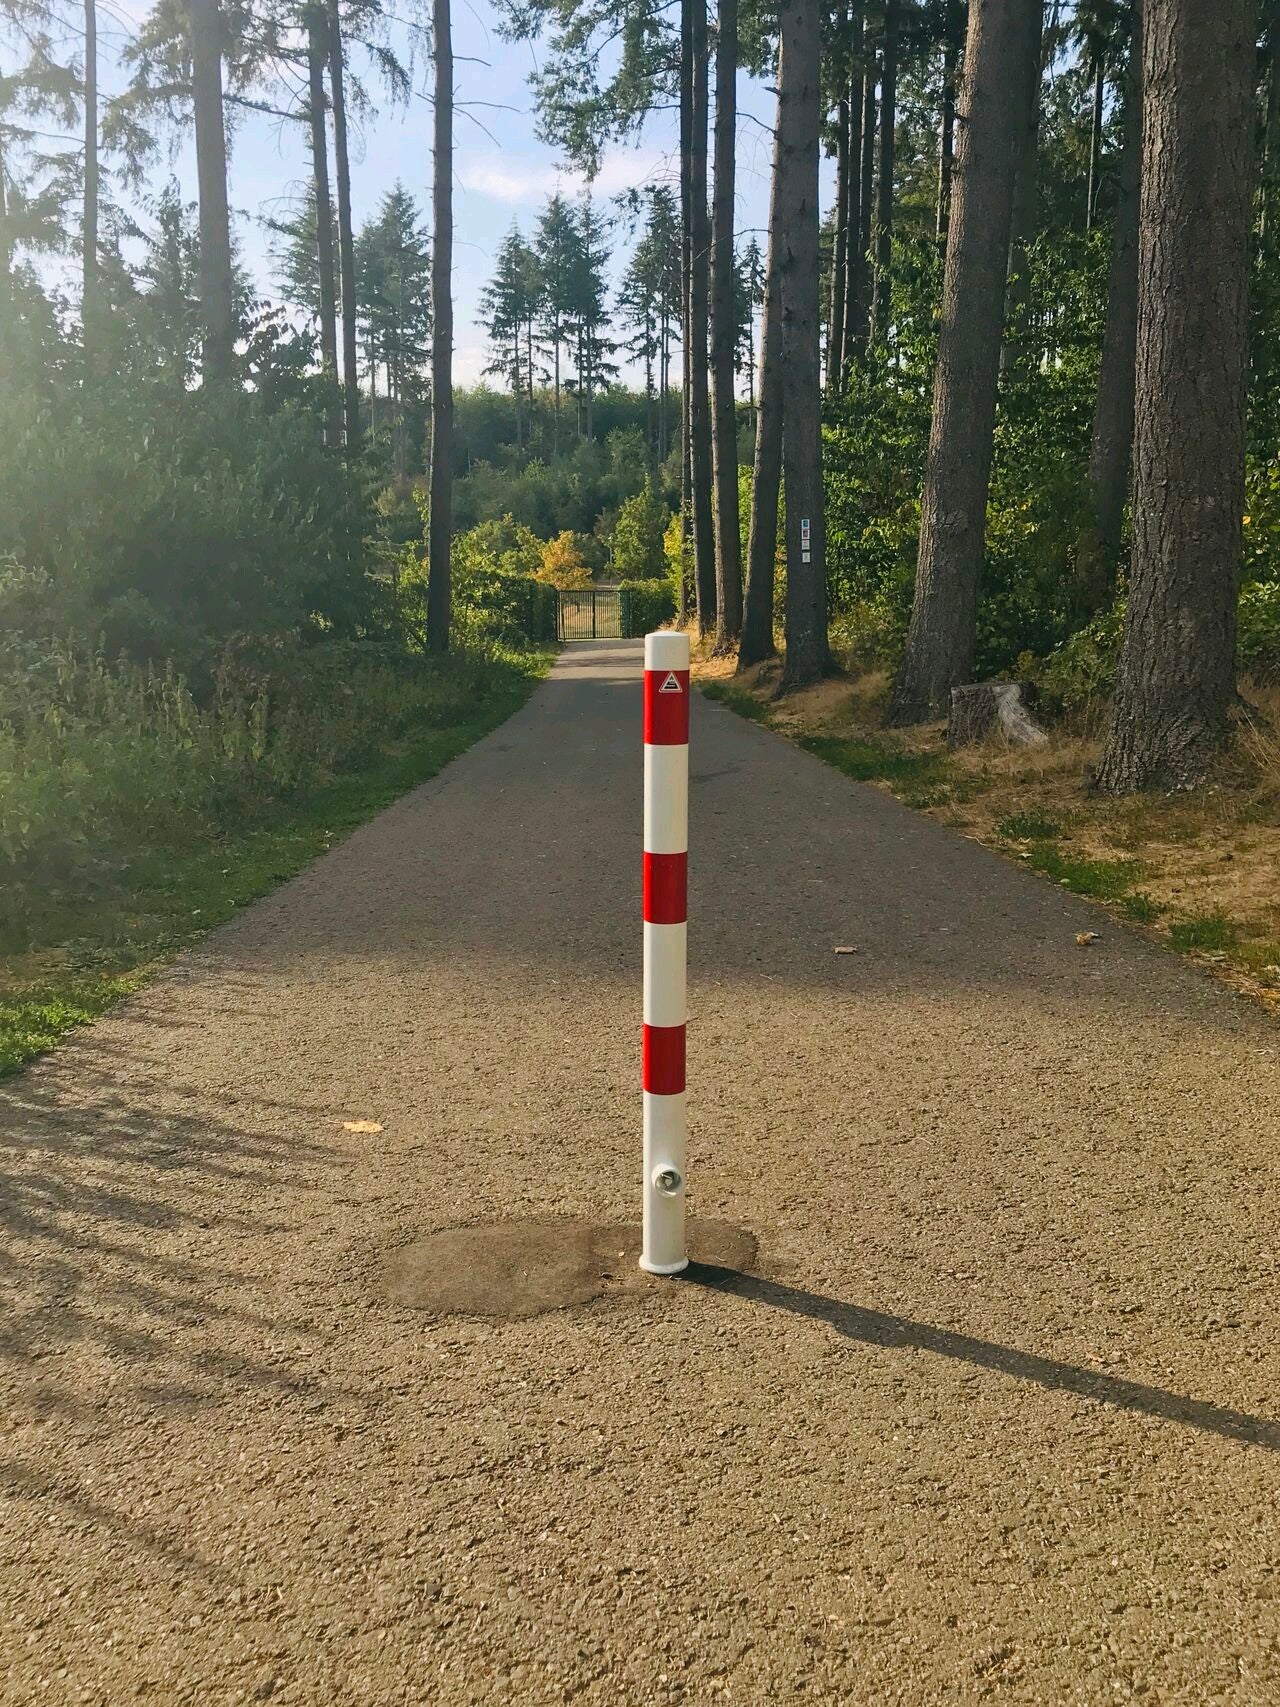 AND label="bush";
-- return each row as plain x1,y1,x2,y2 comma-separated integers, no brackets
609,477,670,579
1238,580,1280,682
453,570,557,643
619,579,676,637
539,531,593,589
